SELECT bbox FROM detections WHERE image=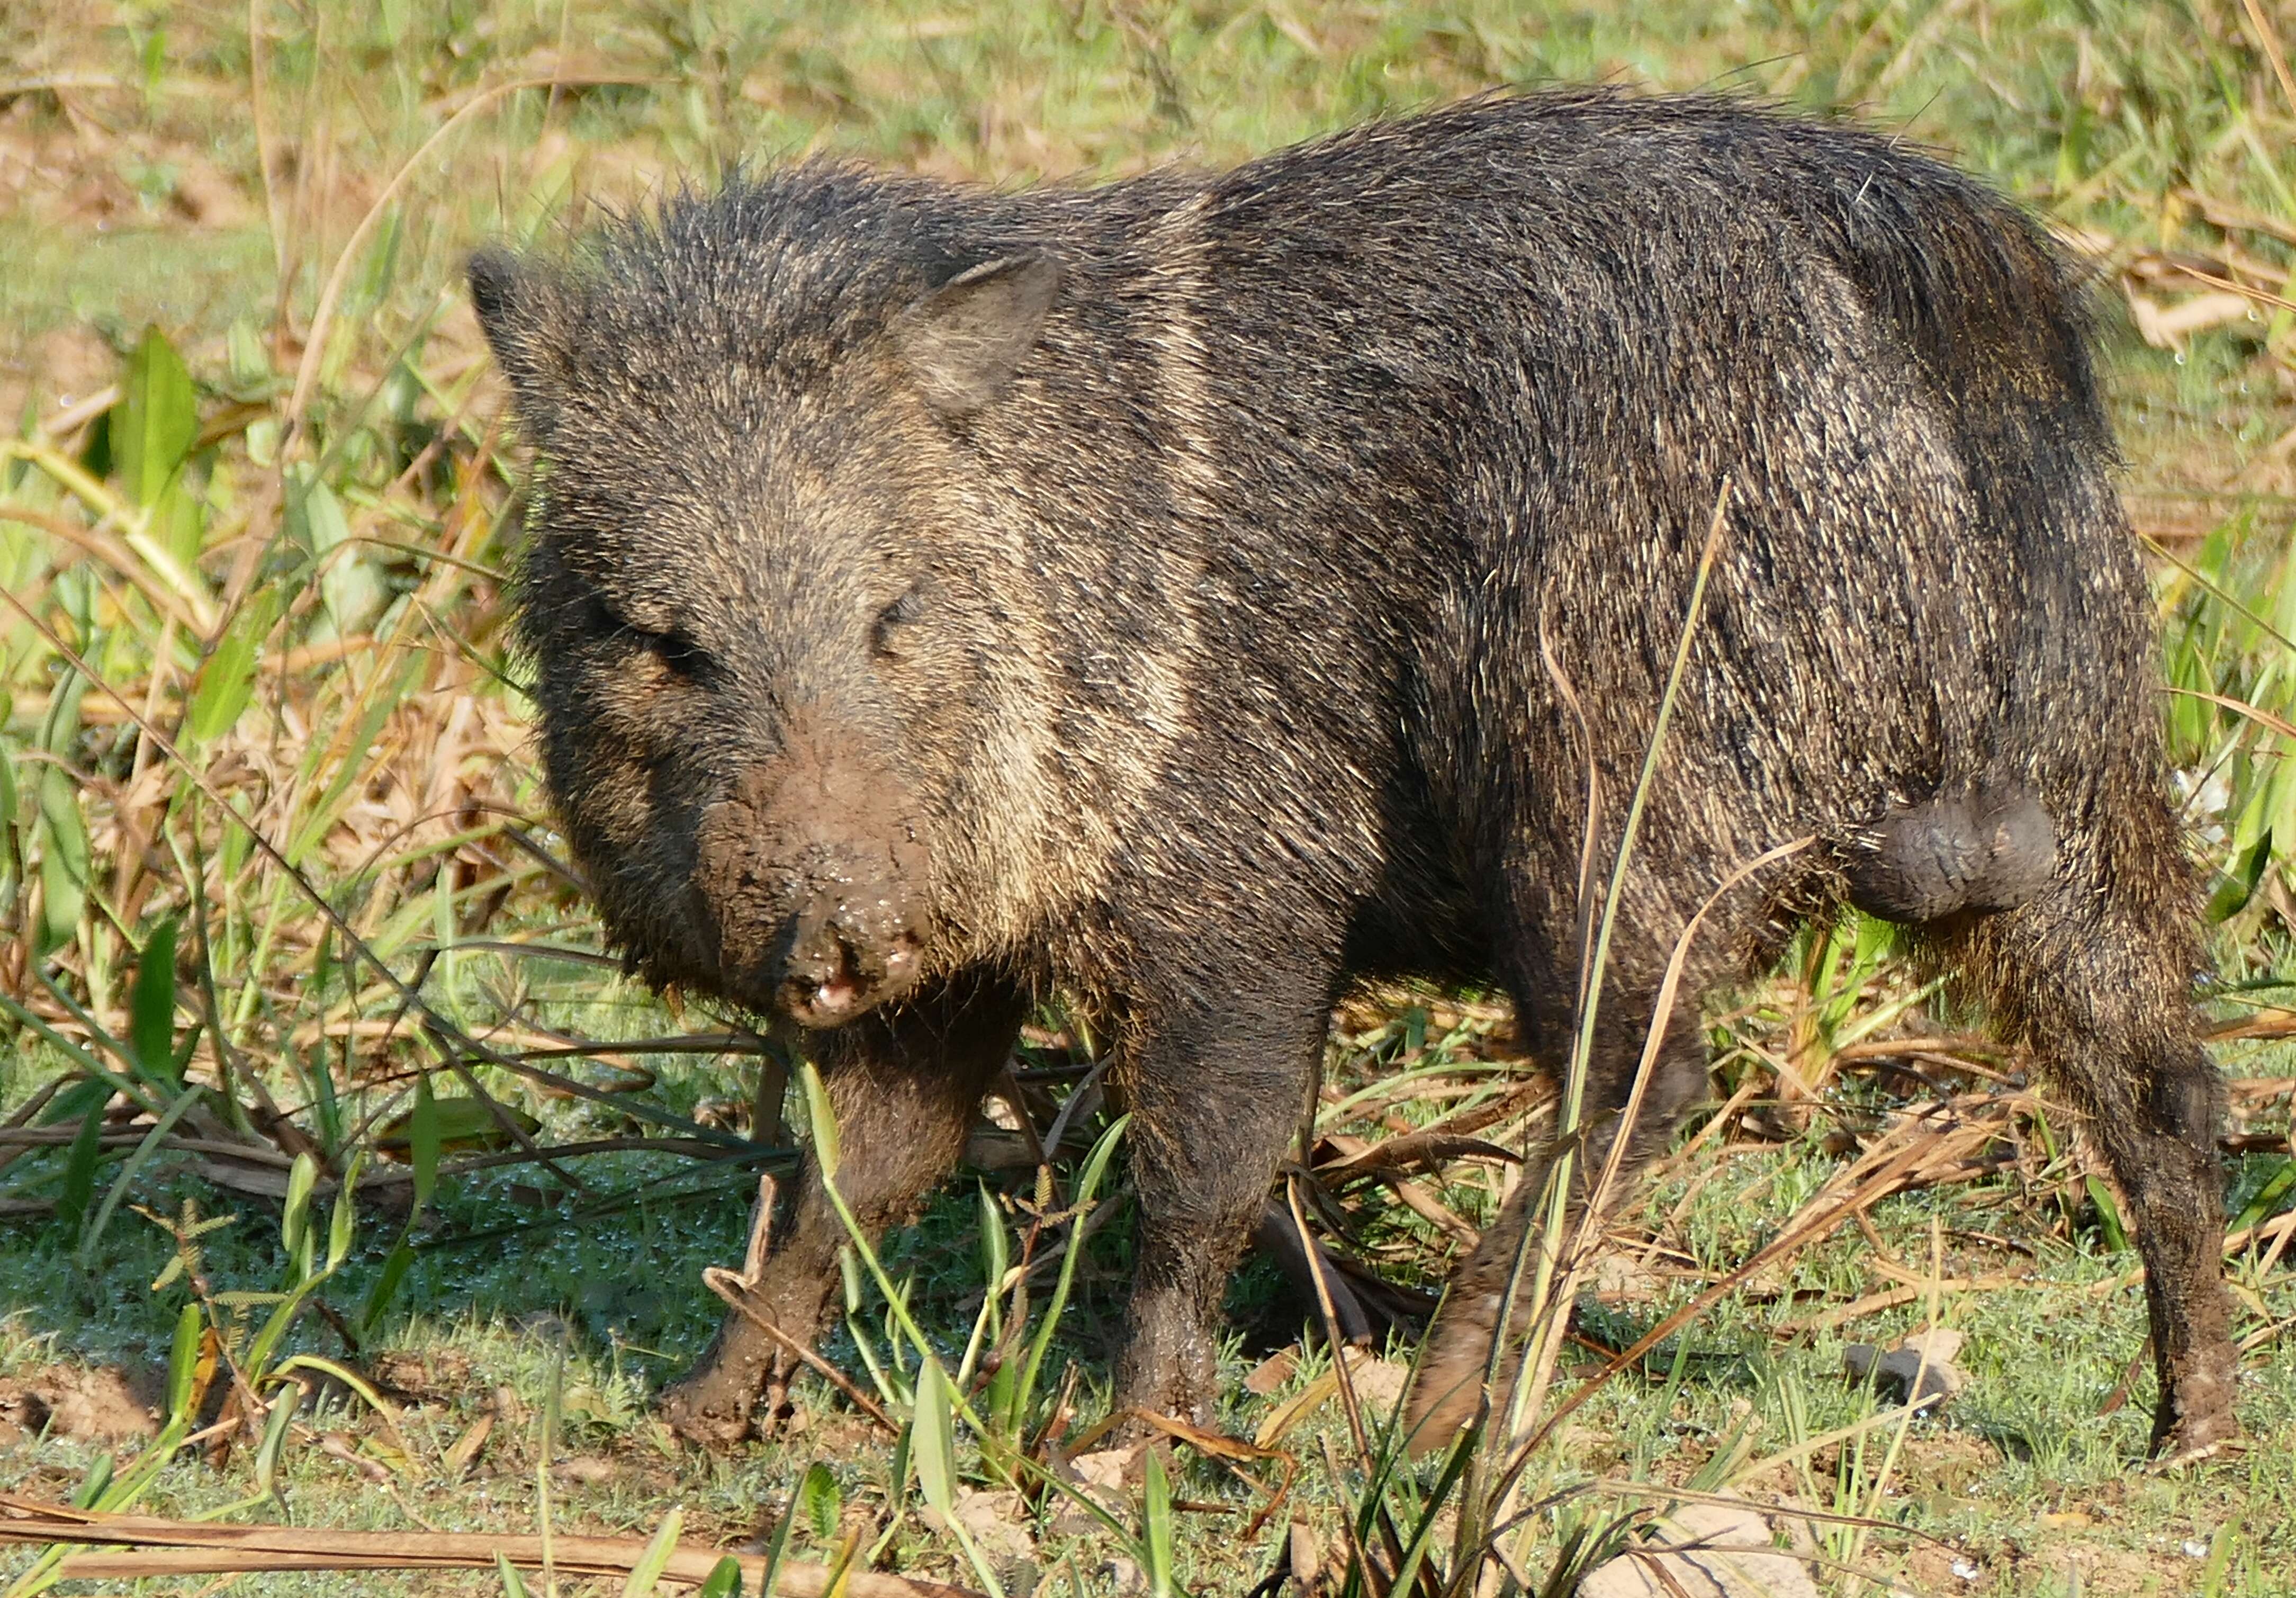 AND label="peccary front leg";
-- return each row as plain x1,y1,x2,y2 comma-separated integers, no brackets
660,973,1024,1446
1112,955,1340,1424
